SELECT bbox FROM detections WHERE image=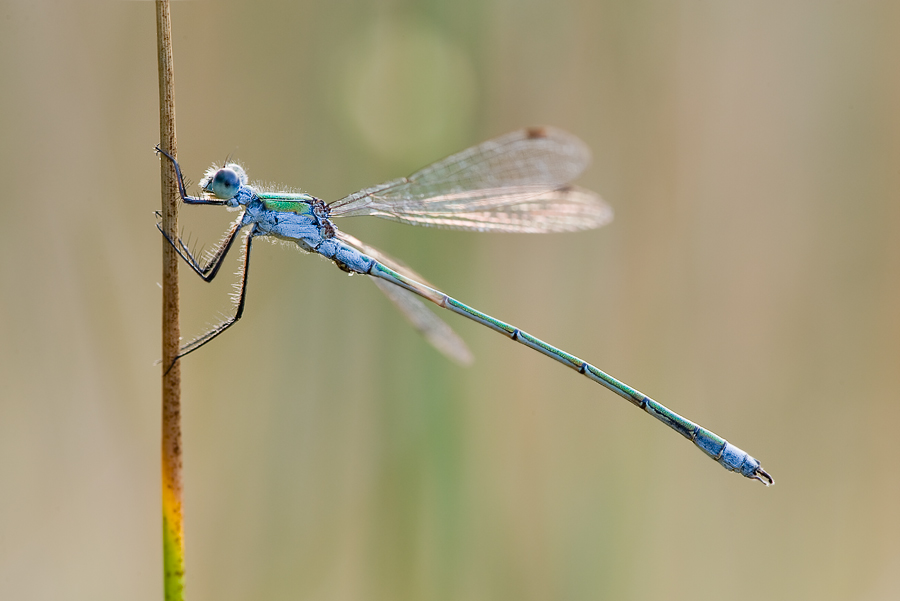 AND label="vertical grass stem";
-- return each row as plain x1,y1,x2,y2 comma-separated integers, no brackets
156,1,184,599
